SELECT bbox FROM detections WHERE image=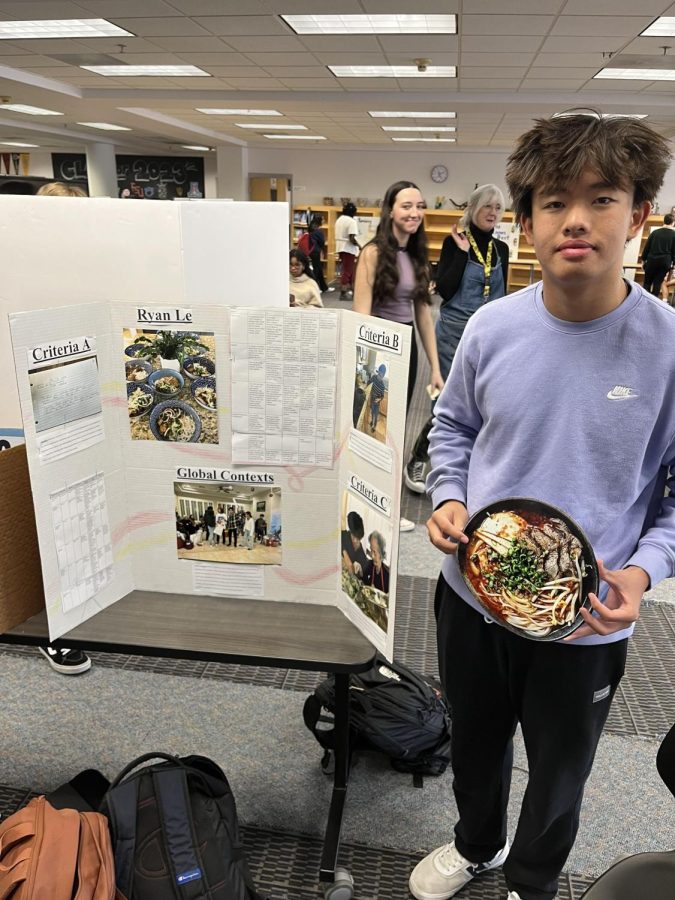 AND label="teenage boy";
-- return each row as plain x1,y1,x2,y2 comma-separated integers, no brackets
410,112,675,900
